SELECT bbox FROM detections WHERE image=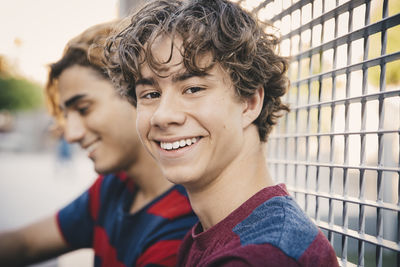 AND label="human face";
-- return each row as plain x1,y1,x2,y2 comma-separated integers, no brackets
135,36,250,190
58,65,139,174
